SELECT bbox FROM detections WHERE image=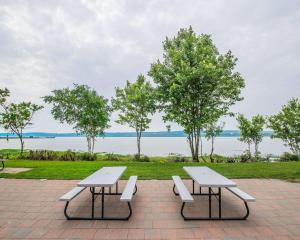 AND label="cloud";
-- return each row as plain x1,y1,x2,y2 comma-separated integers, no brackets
0,0,299,132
